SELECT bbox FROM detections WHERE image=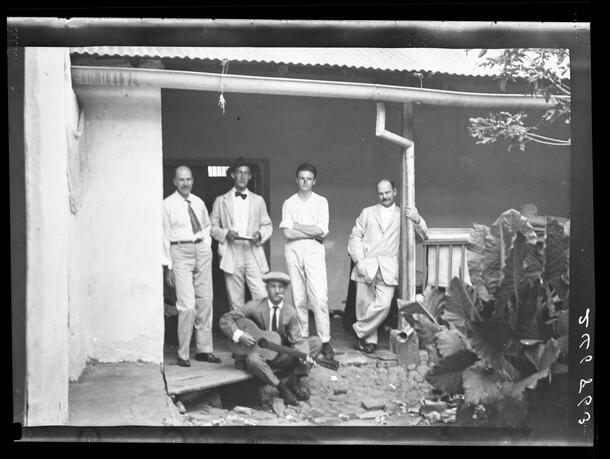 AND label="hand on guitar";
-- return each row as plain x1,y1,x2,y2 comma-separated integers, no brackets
299,354,317,368
238,331,257,347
